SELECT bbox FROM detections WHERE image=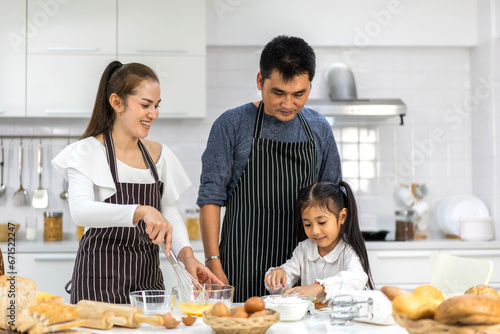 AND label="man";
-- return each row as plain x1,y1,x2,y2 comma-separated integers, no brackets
197,35,342,301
